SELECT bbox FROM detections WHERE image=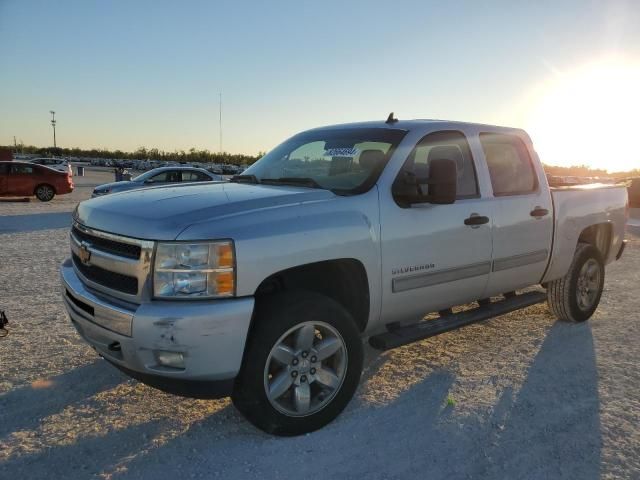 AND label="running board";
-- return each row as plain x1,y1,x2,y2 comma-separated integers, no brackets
369,291,547,351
